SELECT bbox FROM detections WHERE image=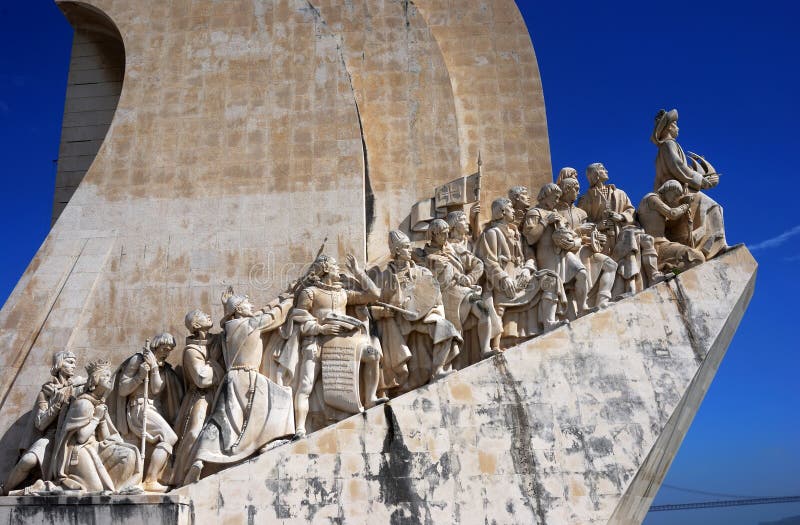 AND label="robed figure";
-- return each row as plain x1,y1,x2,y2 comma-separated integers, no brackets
184,293,293,484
